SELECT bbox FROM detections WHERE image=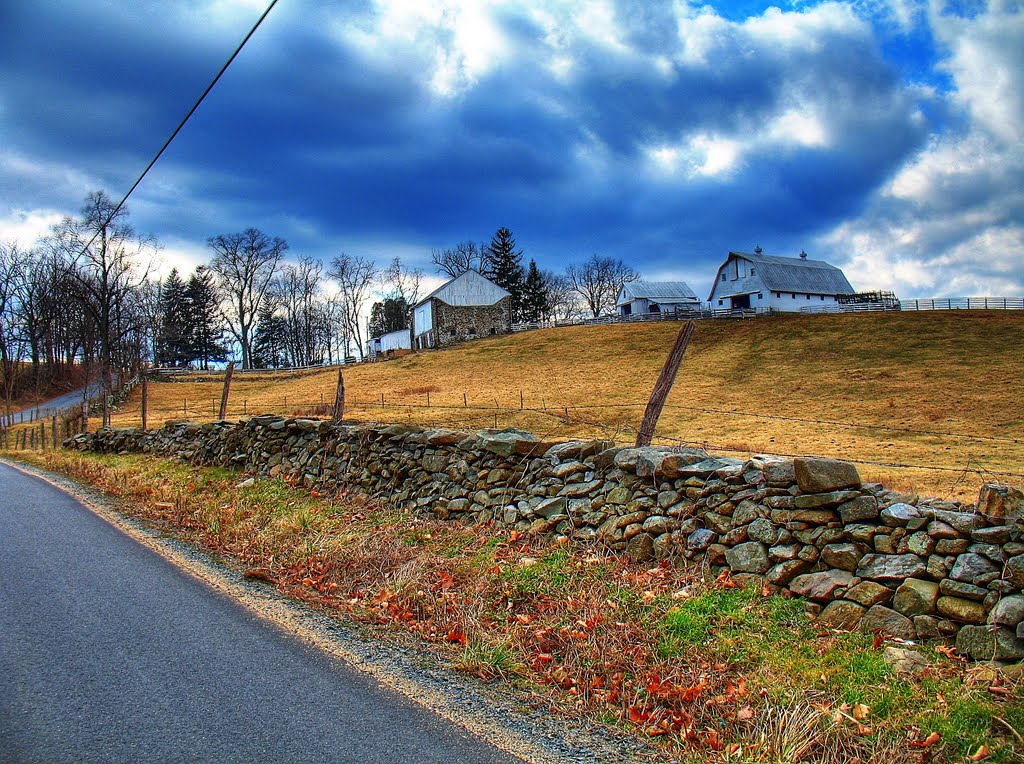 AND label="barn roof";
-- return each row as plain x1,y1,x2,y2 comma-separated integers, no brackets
732,251,854,295
619,280,699,303
415,269,511,308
